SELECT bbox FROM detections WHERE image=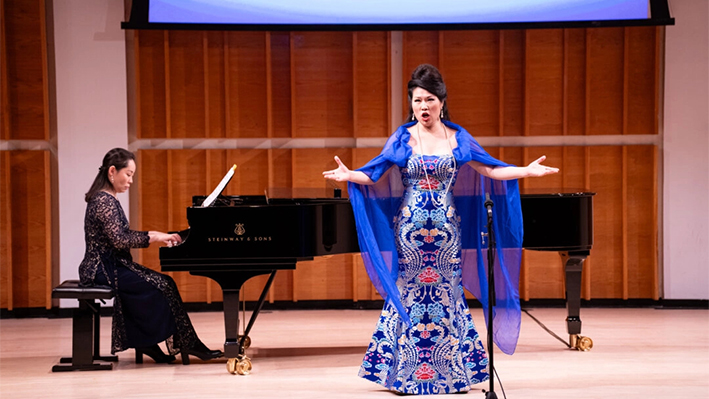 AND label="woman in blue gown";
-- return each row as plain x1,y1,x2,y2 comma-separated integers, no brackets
323,64,558,394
